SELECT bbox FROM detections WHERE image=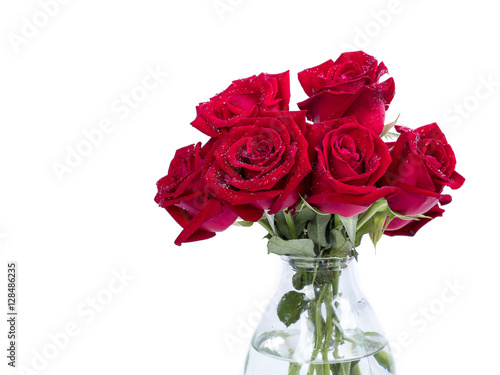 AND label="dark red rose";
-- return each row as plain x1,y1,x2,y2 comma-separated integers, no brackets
191,72,290,138
297,51,395,135
380,123,465,228
203,111,312,221
384,204,445,237
155,141,237,245
306,118,399,217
